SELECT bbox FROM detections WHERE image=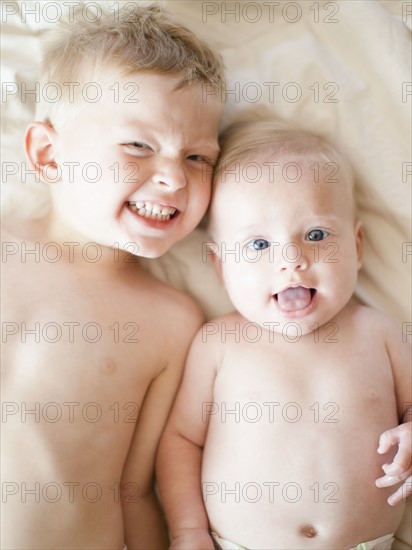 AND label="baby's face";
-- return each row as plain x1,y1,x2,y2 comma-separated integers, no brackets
210,154,363,335
48,72,222,257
